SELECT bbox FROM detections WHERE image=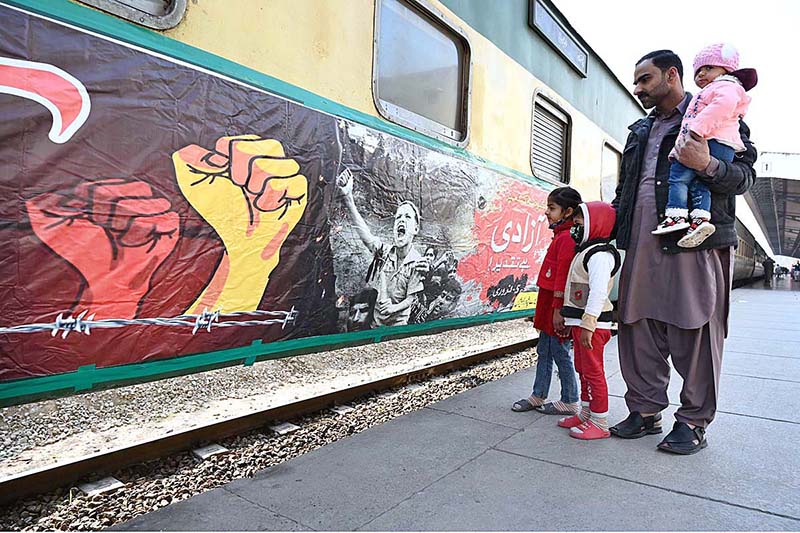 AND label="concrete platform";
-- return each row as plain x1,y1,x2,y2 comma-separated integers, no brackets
116,283,800,531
